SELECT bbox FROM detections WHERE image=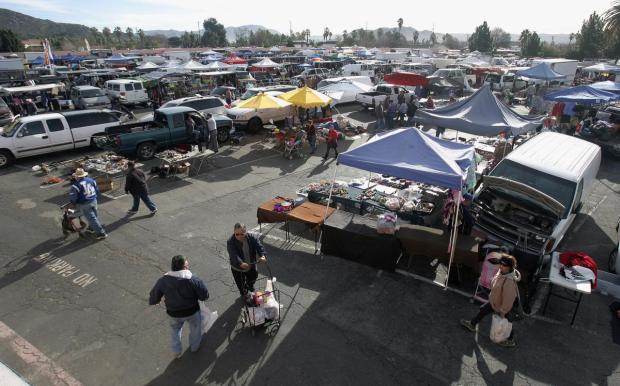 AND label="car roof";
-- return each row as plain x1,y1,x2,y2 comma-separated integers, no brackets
157,106,196,114
163,96,220,105
61,110,114,117
505,132,600,182
105,79,142,84
73,85,100,90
